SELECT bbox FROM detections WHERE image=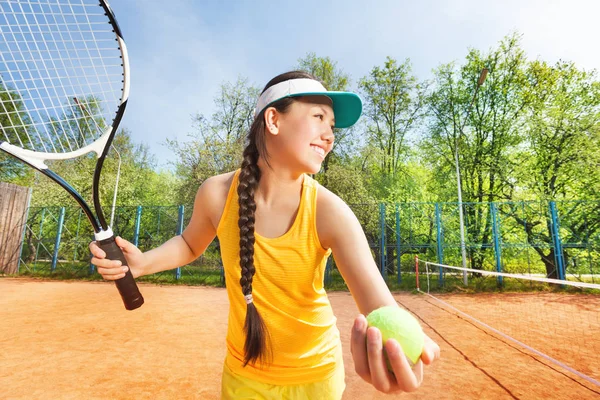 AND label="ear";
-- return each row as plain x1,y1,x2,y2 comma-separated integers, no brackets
263,107,280,135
